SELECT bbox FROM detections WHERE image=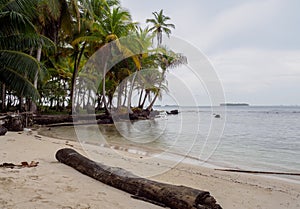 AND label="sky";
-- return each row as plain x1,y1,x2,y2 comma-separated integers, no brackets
120,0,300,106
